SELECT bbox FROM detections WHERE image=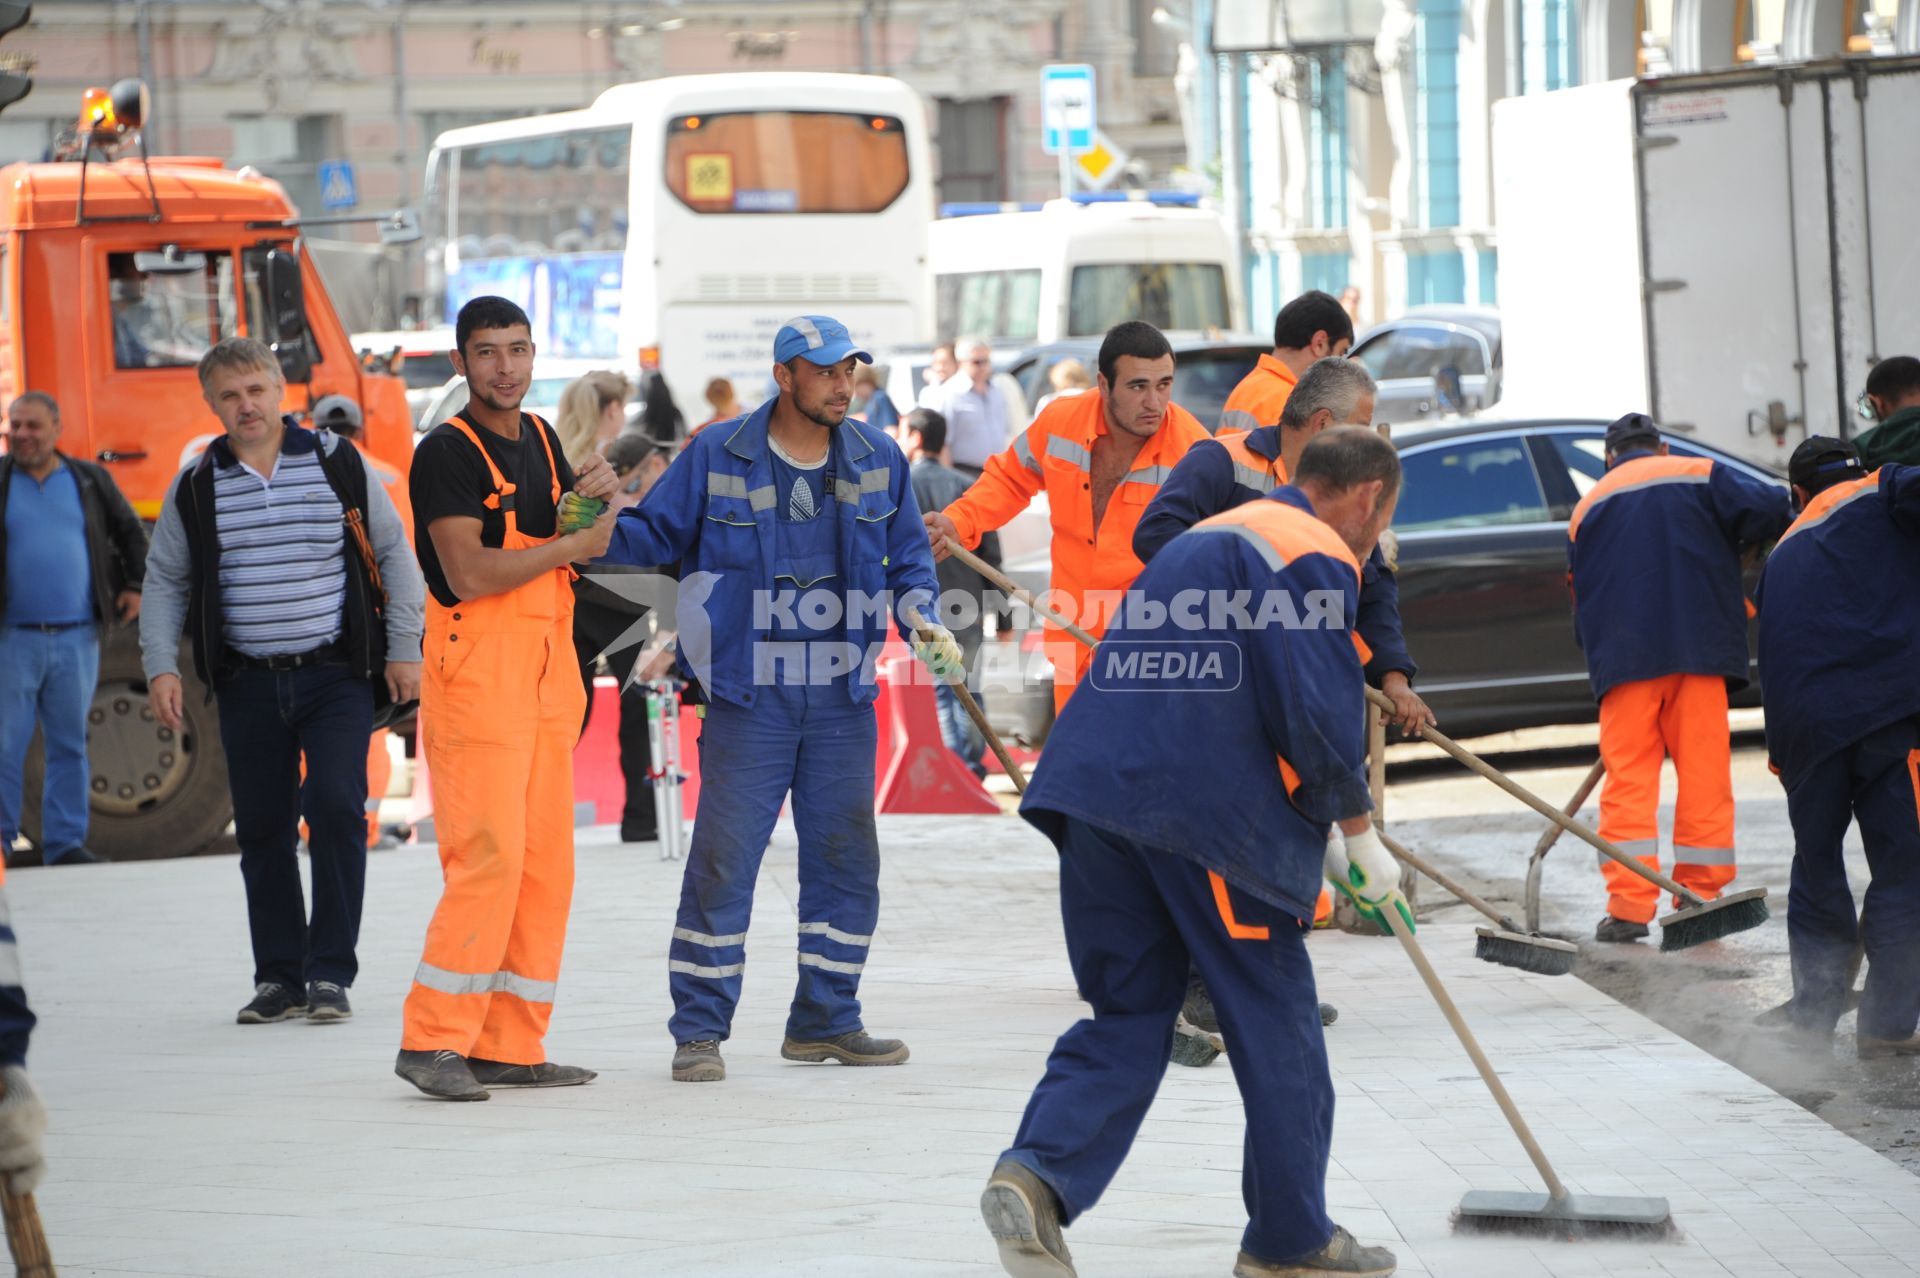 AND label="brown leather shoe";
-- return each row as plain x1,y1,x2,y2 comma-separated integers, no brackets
981,1159,1075,1277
